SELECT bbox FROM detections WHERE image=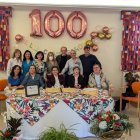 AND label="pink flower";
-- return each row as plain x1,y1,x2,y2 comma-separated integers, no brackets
63,99,70,104
101,98,107,102
19,108,24,113
24,98,29,103
24,106,31,112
